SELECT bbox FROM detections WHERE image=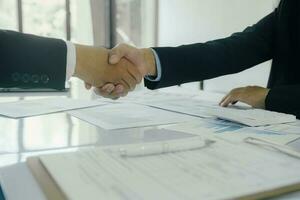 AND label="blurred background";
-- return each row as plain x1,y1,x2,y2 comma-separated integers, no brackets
0,0,280,94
